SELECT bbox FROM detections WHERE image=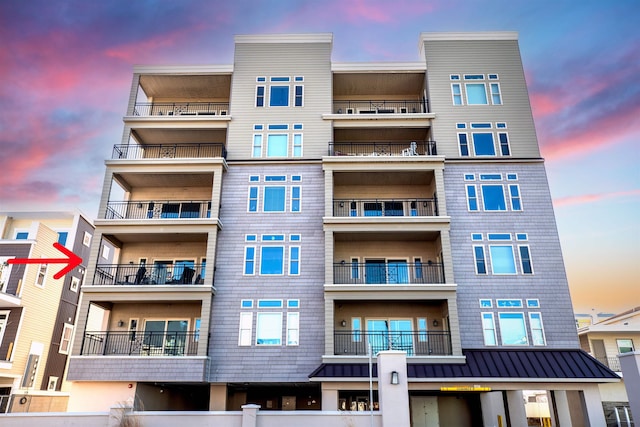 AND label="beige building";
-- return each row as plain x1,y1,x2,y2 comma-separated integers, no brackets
579,307,639,426
0,212,100,412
